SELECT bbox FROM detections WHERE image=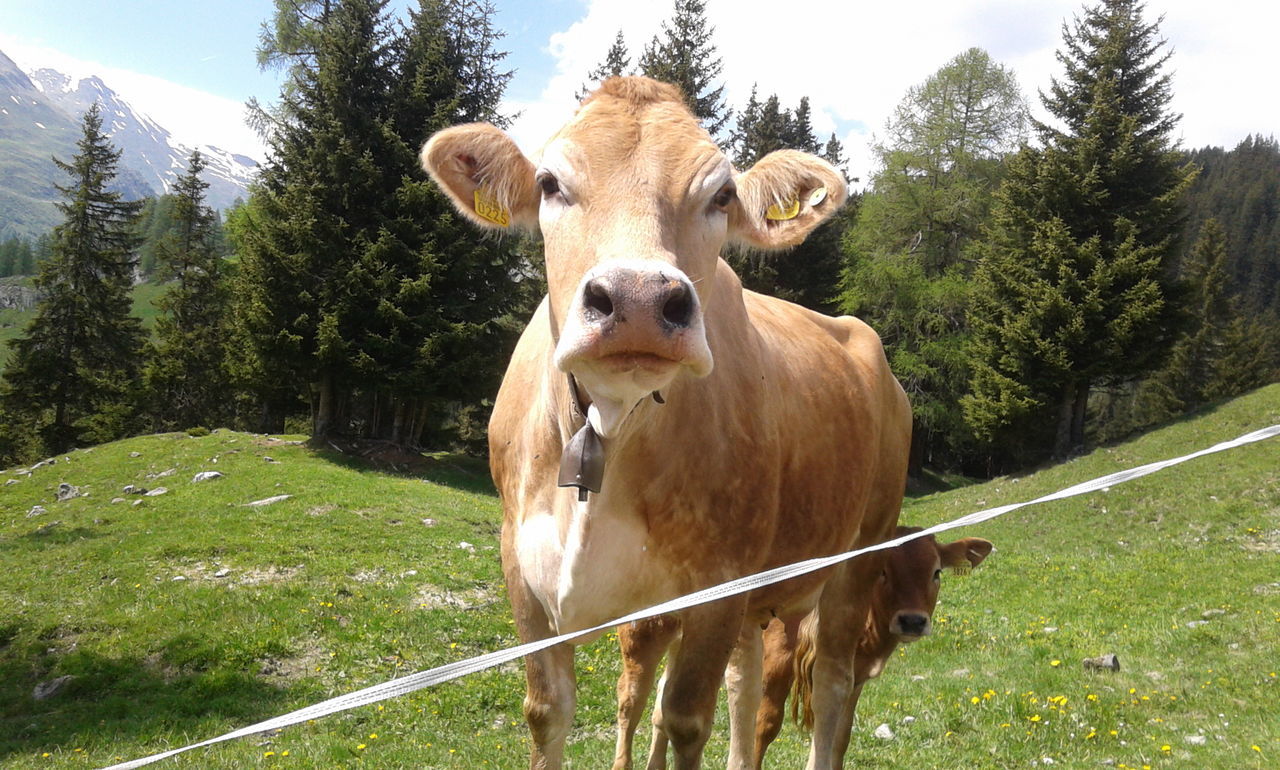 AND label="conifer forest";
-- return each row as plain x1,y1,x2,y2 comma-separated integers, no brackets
1,0,1277,476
